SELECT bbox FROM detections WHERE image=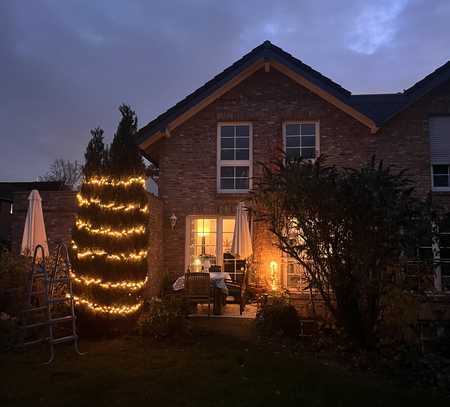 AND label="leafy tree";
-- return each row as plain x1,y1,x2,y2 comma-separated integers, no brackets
83,127,107,179
70,105,149,334
252,156,429,349
39,159,82,190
